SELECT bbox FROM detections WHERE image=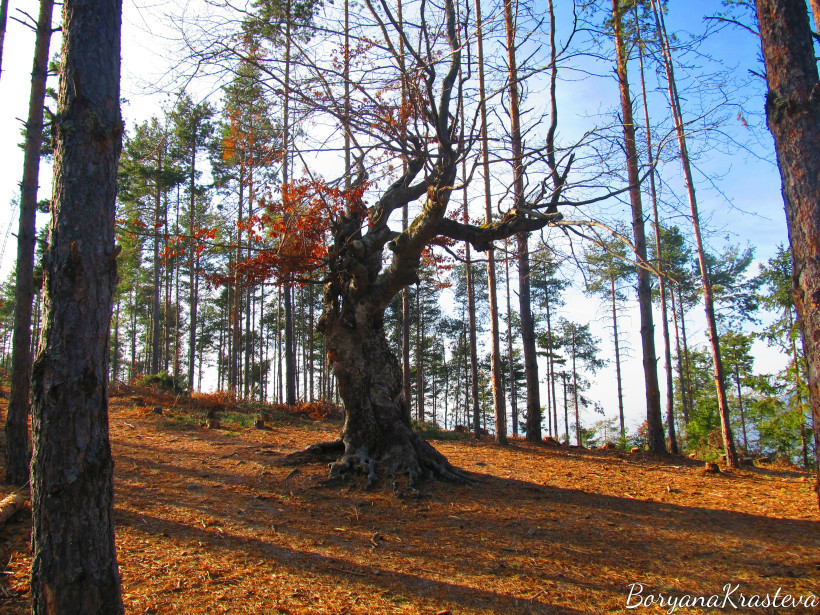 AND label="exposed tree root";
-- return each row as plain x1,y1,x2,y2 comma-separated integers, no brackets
280,440,345,466
282,431,470,489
